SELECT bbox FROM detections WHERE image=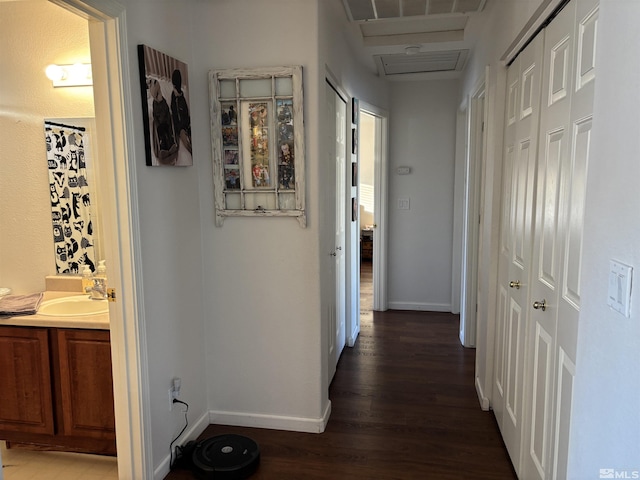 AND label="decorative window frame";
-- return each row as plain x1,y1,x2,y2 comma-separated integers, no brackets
208,66,306,227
